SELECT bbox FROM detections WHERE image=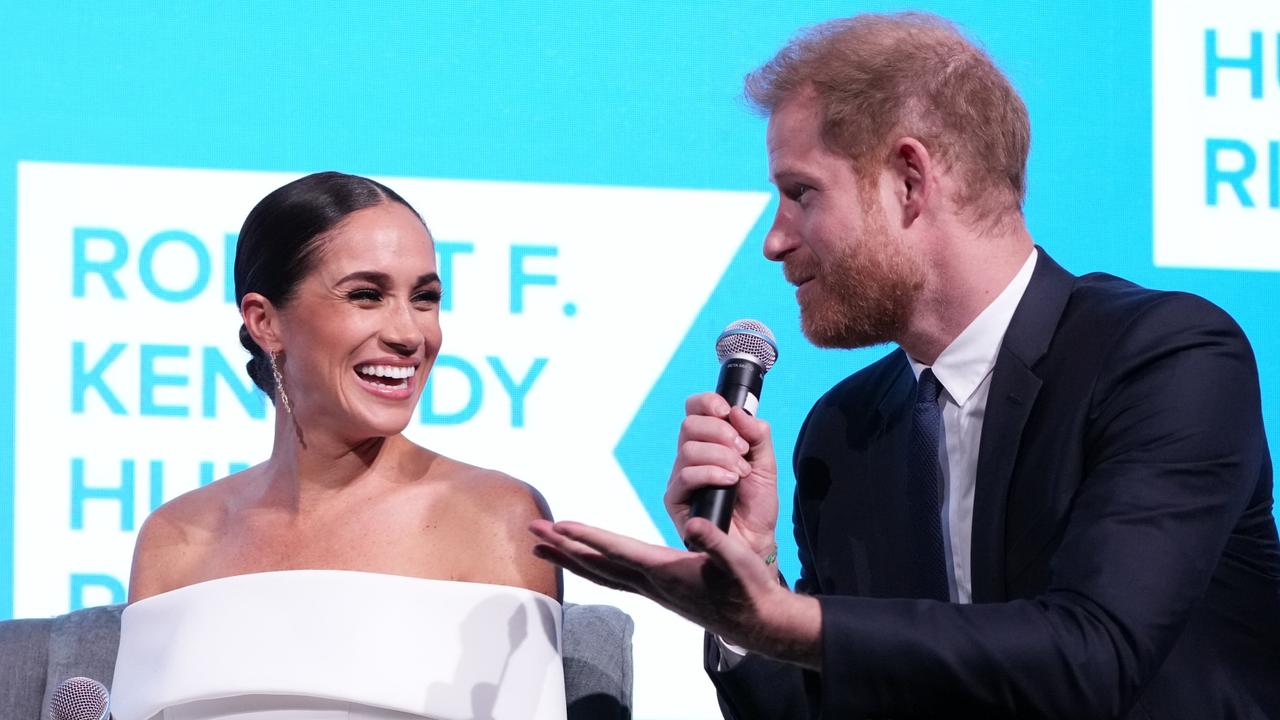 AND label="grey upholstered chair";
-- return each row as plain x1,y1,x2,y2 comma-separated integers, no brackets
0,602,633,720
